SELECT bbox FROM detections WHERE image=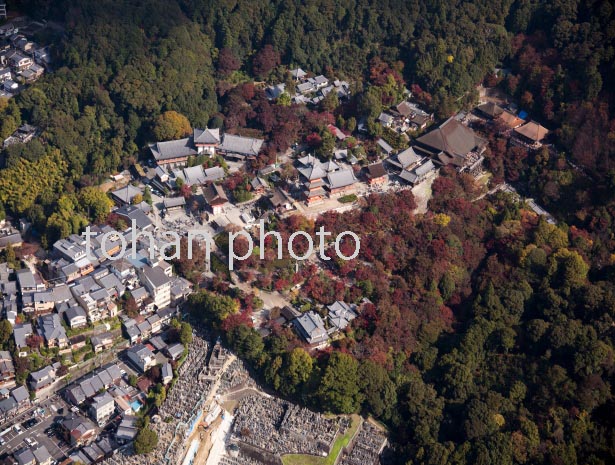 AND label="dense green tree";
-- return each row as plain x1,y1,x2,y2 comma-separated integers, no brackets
279,348,313,396
317,352,362,414
0,320,12,348
358,360,397,420
134,427,158,454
